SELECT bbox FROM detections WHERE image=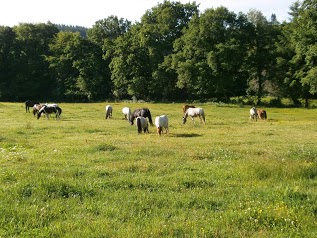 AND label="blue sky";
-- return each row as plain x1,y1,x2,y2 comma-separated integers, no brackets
1,0,294,28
